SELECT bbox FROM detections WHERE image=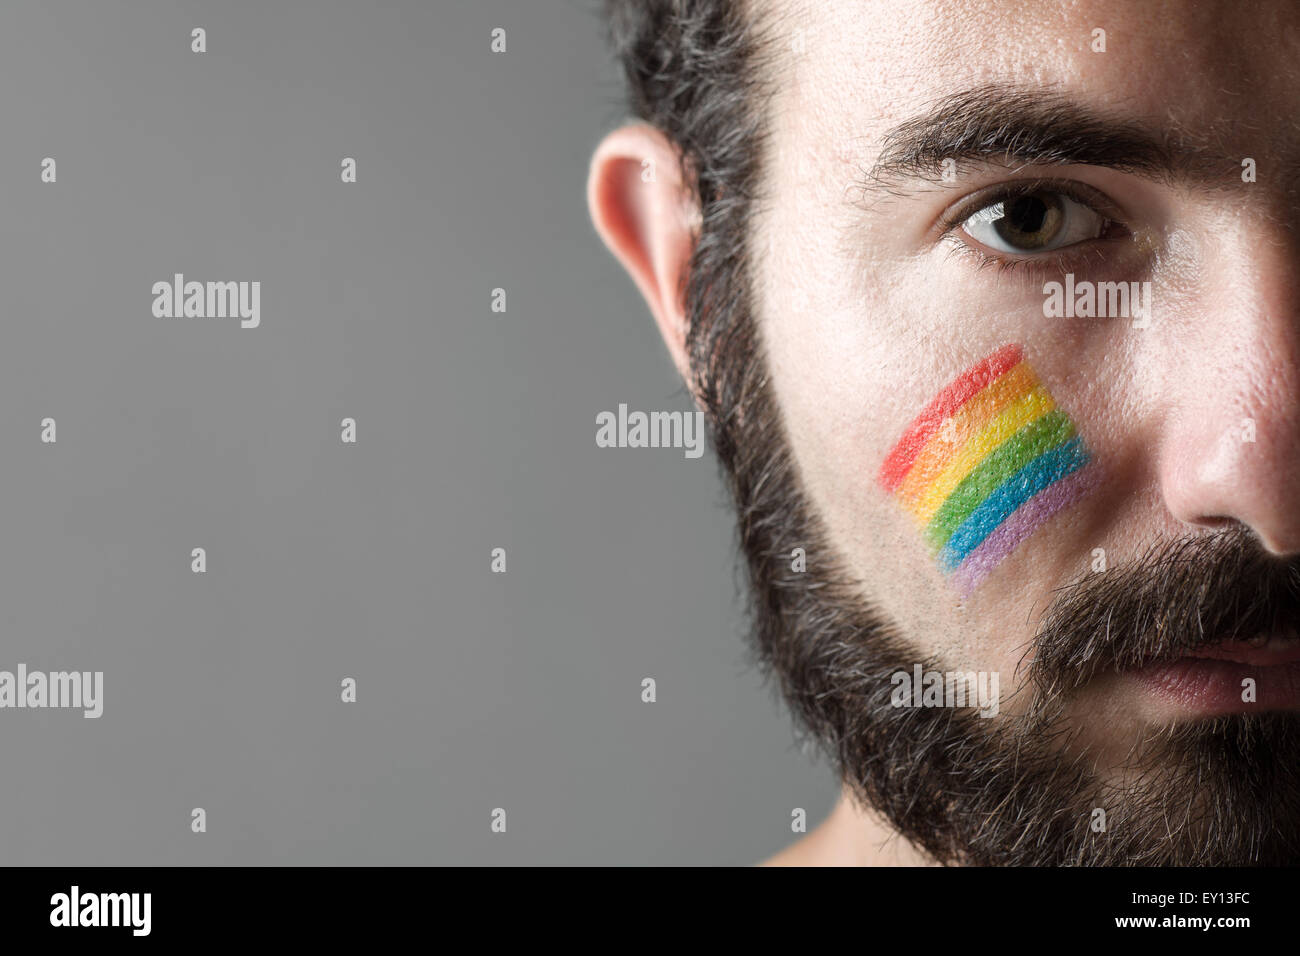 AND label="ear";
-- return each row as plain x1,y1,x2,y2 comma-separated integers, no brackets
587,123,699,389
